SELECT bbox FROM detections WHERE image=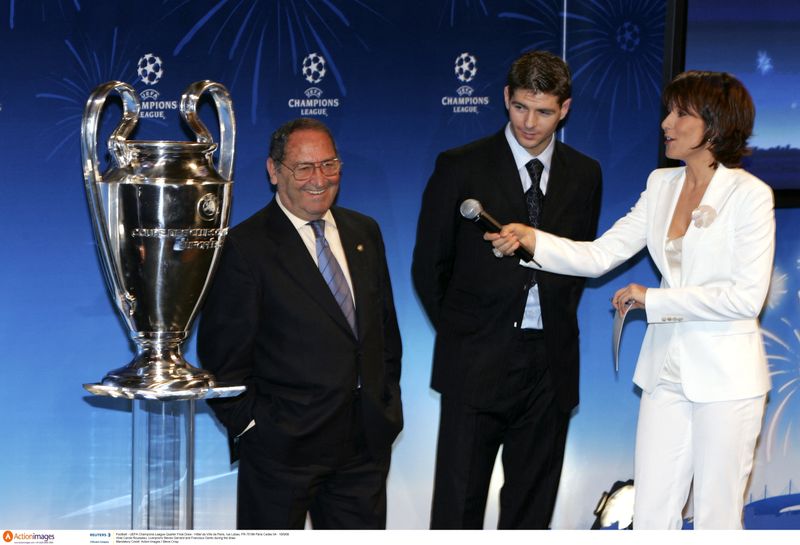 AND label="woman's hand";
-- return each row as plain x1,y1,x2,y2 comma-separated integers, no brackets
612,283,648,313
483,223,536,257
